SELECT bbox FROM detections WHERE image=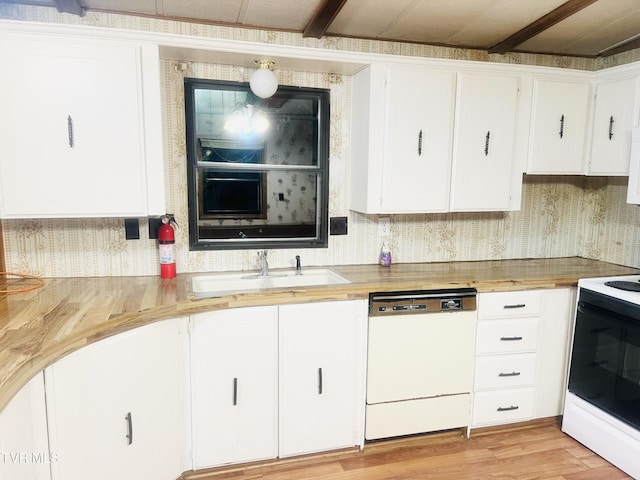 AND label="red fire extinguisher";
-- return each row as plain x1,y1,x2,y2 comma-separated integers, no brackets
158,214,176,279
